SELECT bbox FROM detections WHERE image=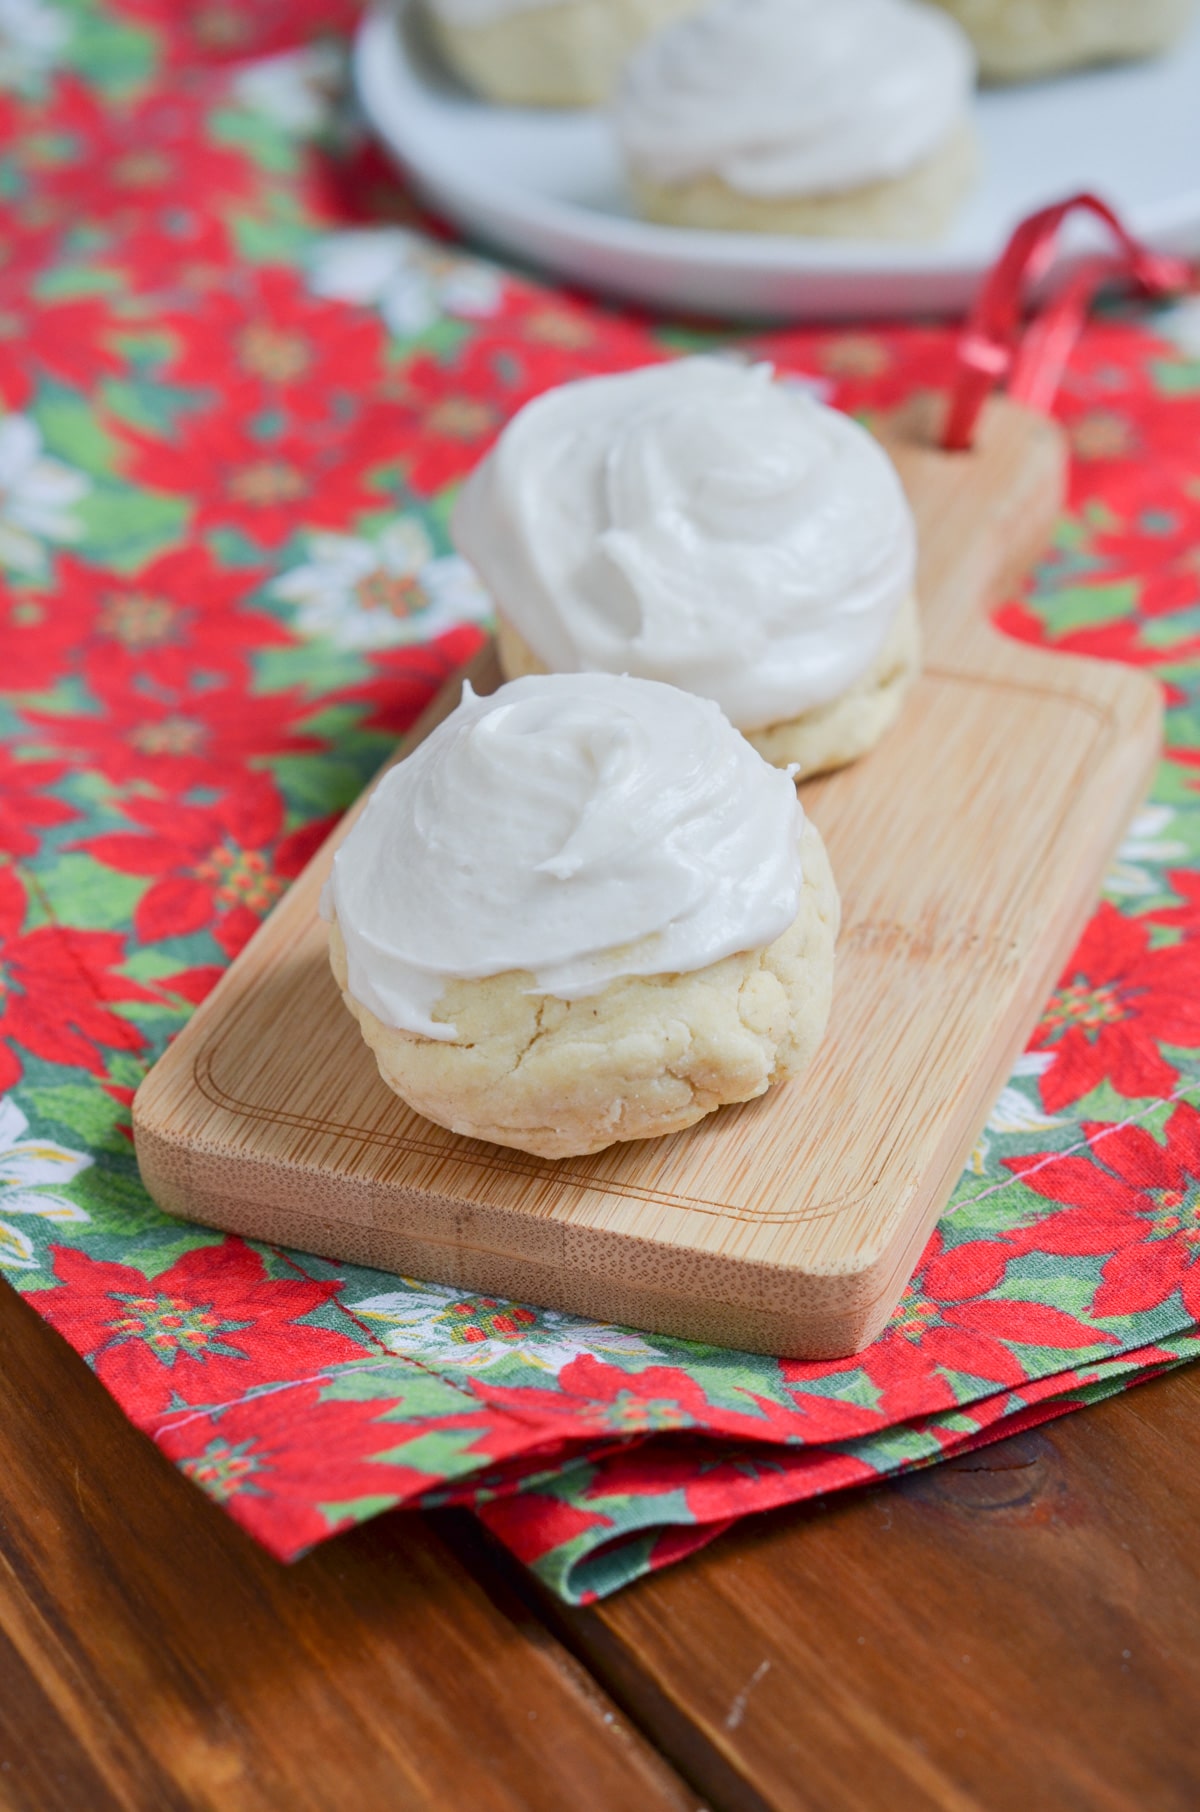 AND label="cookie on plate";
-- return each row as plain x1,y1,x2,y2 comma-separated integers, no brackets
925,0,1196,82
424,0,699,107
614,0,978,240
323,672,839,1160
454,357,920,780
